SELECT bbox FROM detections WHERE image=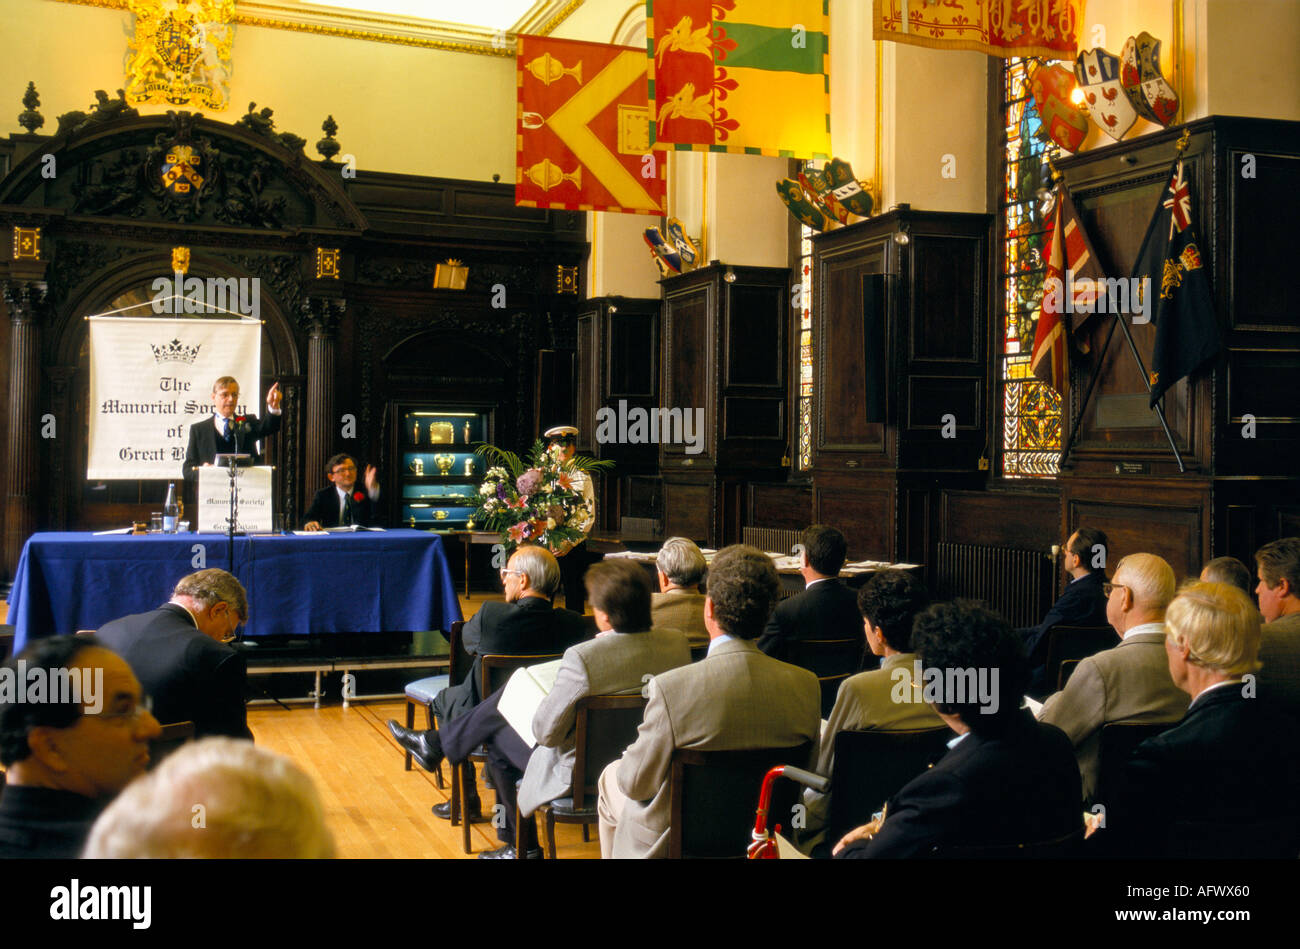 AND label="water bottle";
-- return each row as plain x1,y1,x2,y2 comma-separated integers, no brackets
162,482,179,533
